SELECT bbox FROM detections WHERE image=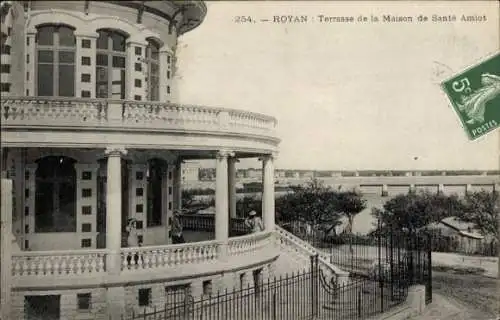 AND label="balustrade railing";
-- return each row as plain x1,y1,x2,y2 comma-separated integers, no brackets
2,97,277,137
228,231,273,256
275,225,349,284
121,240,220,271
11,249,107,276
